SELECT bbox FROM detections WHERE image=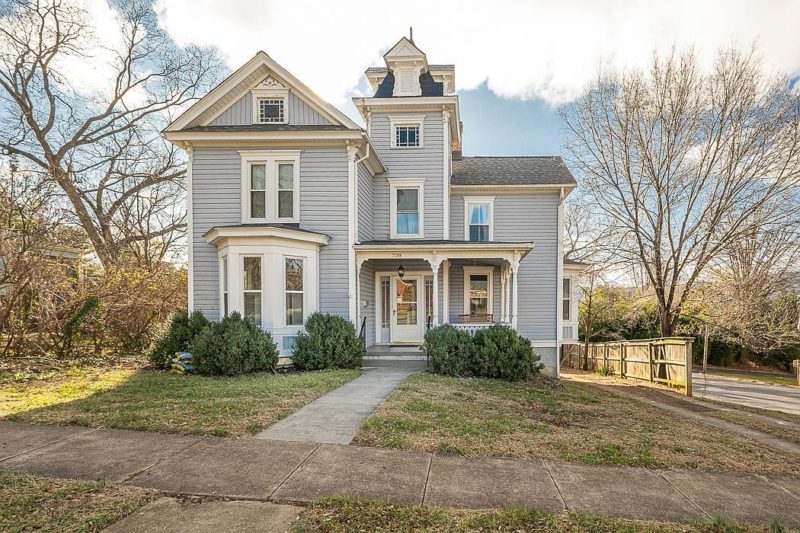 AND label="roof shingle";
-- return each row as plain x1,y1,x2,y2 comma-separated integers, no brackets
452,157,577,187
